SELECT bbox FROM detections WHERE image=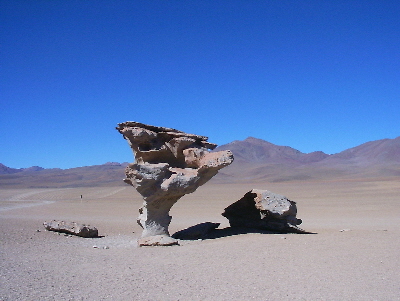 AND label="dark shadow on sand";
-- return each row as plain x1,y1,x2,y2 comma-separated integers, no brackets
172,222,316,241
